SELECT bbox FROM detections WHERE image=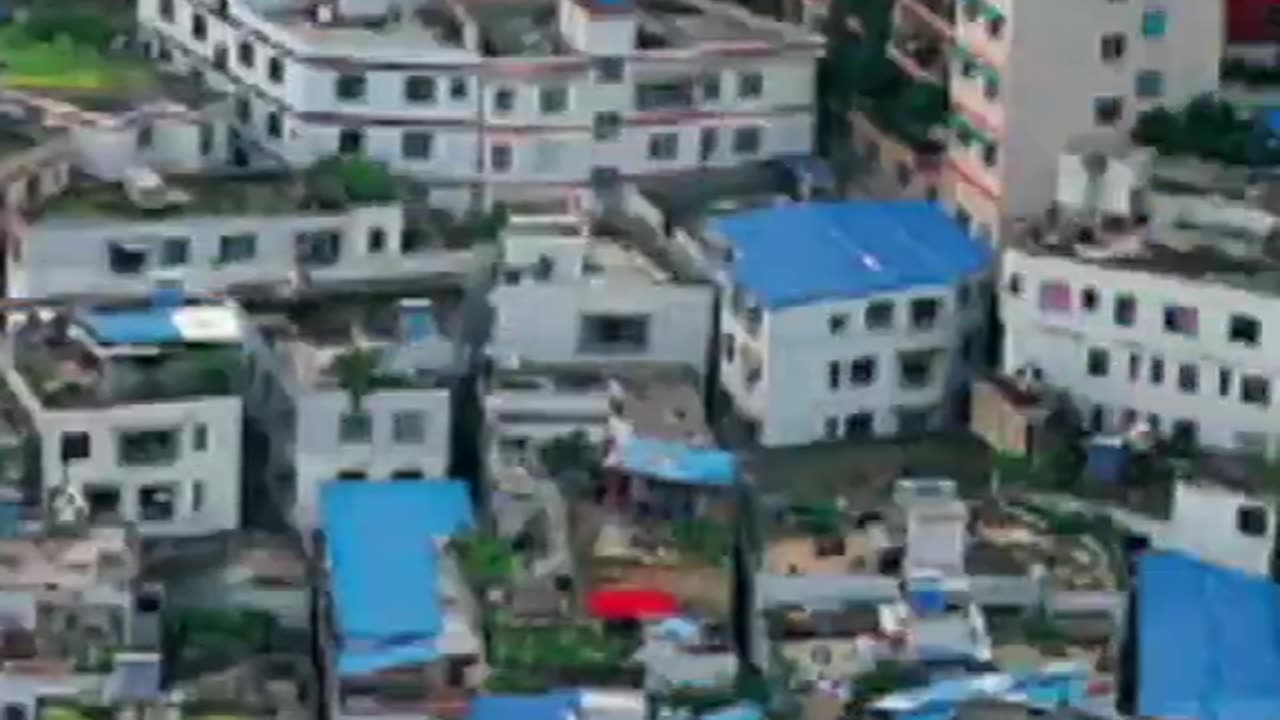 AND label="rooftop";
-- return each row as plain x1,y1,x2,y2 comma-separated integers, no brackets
321,480,475,677
248,0,470,56
713,200,992,309
8,296,245,408
0,526,134,594
632,0,789,48
469,0,571,57
607,437,737,487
